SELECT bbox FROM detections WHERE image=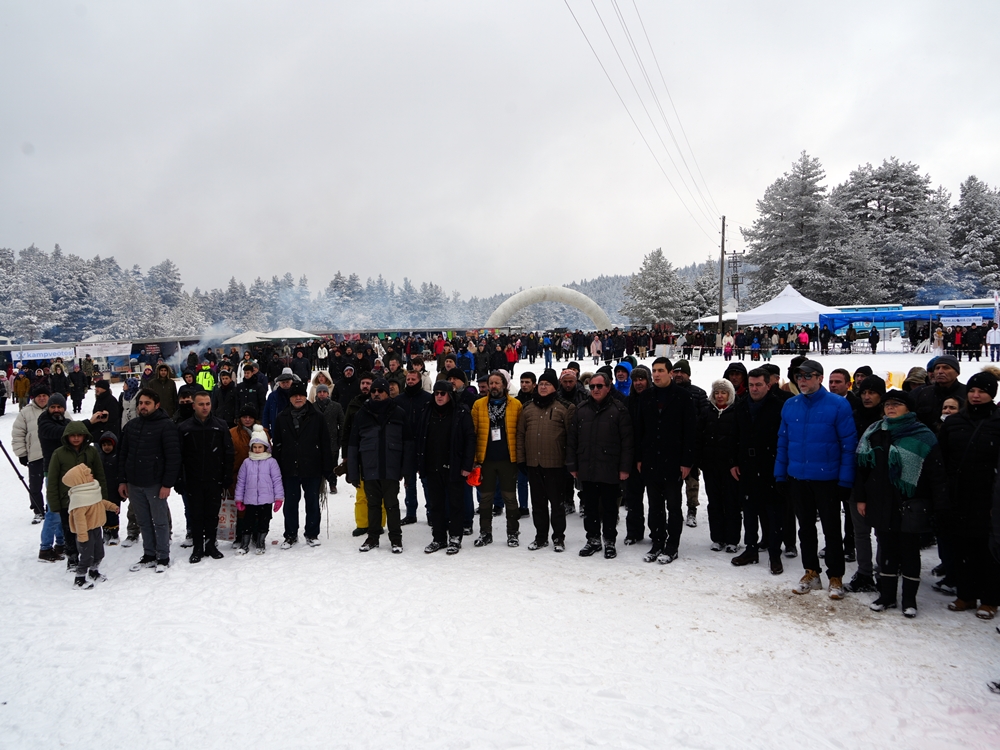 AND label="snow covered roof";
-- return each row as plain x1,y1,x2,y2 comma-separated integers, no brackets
221,330,269,345
738,285,839,326
261,327,319,340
